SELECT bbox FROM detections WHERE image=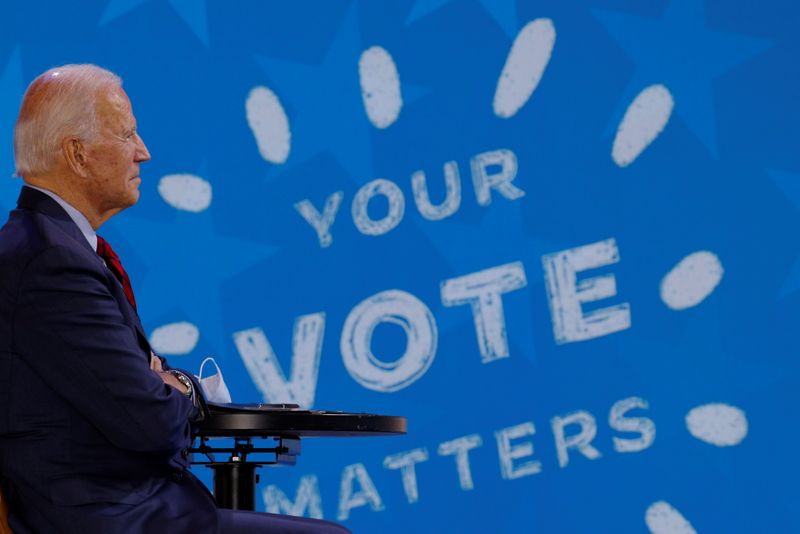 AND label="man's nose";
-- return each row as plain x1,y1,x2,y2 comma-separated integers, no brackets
134,132,151,162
